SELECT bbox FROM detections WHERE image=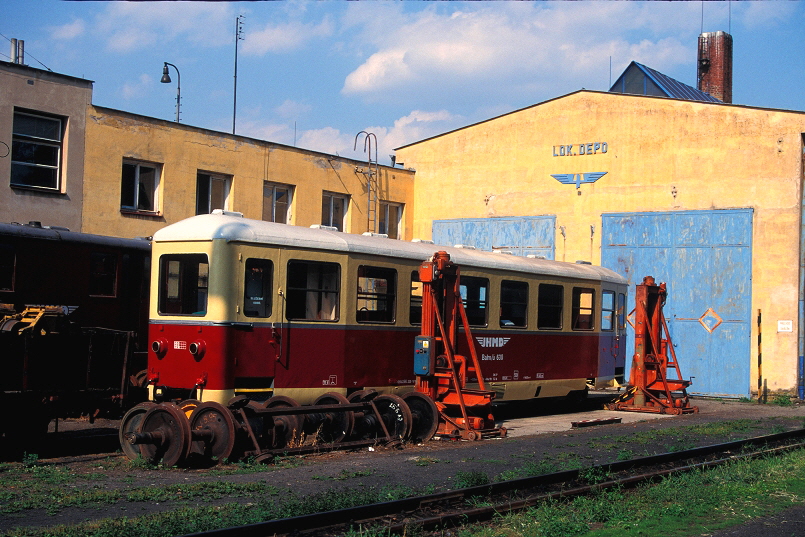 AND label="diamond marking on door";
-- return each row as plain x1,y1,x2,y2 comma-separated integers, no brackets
699,308,722,333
